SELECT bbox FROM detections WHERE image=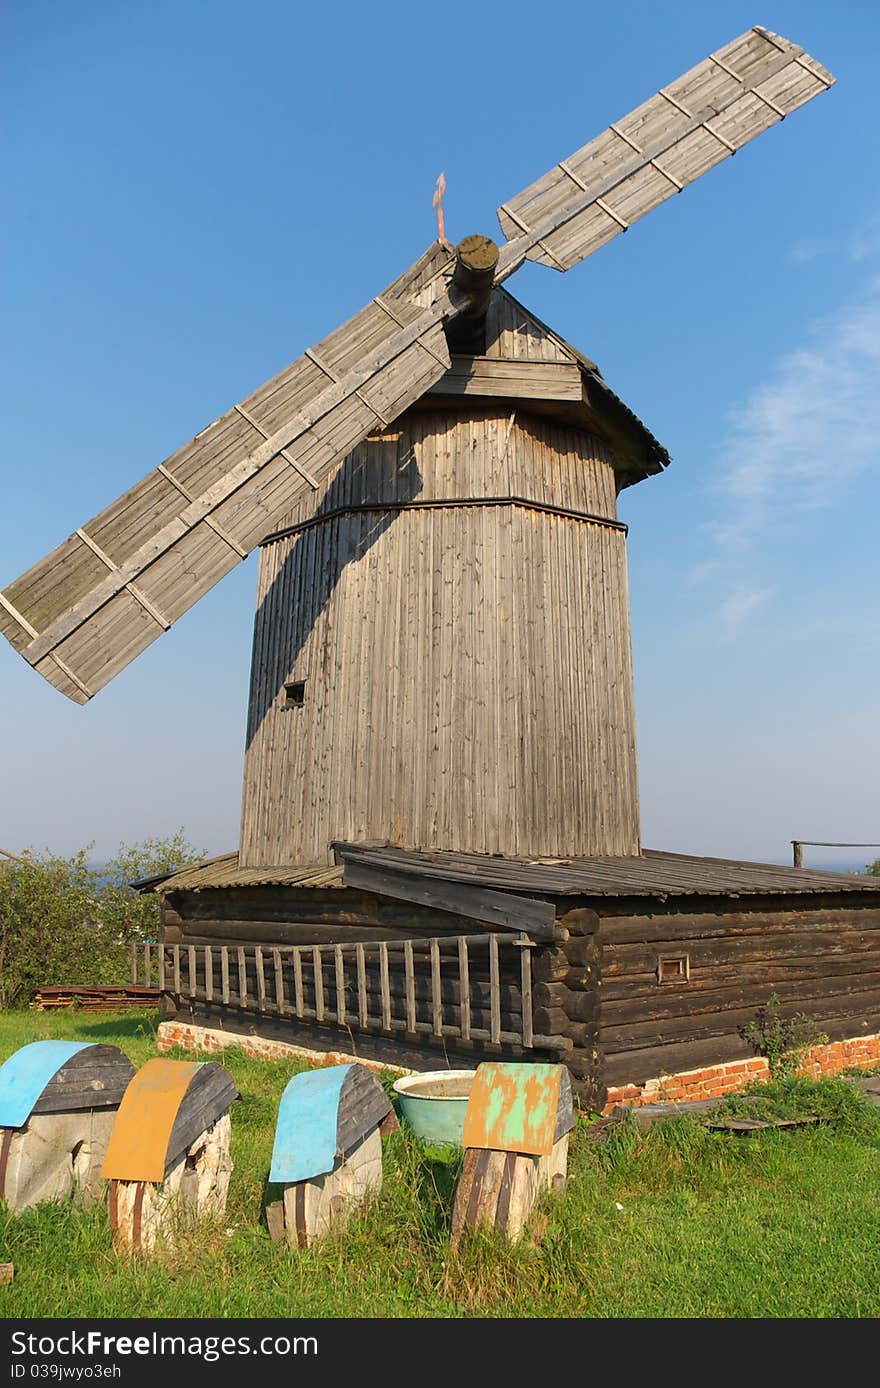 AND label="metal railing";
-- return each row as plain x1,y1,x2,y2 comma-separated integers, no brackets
156,933,568,1052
